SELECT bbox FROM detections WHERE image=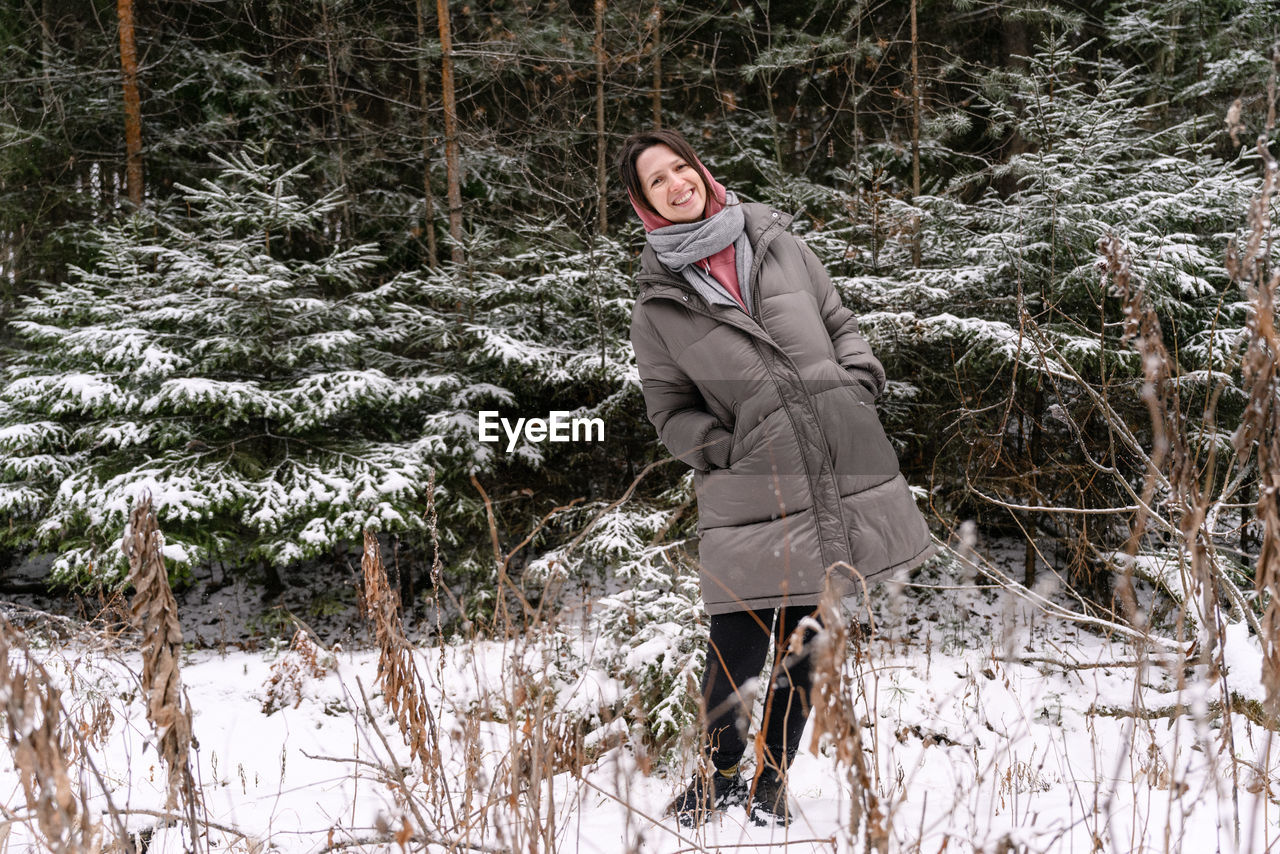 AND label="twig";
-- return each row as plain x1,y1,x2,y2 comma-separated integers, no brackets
299,751,392,774
108,809,253,844
353,677,437,841
1089,695,1279,731
942,539,1186,651
1011,655,1184,671
468,474,536,616
564,455,682,555
672,839,839,853
319,831,507,854
573,774,711,852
